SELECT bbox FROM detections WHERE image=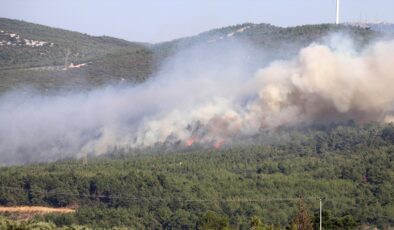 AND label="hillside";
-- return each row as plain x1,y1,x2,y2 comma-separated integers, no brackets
1,19,393,229
0,18,155,93
0,18,380,94
347,22,394,35
153,23,378,64
0,123,393,229
0,18,145,69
